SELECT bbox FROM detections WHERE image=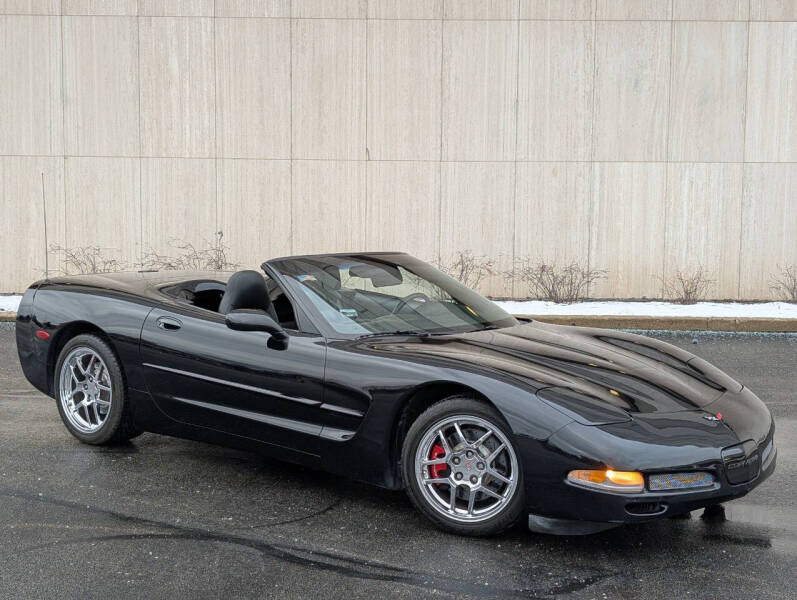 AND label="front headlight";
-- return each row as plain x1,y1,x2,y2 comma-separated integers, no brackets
567,469,645,493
